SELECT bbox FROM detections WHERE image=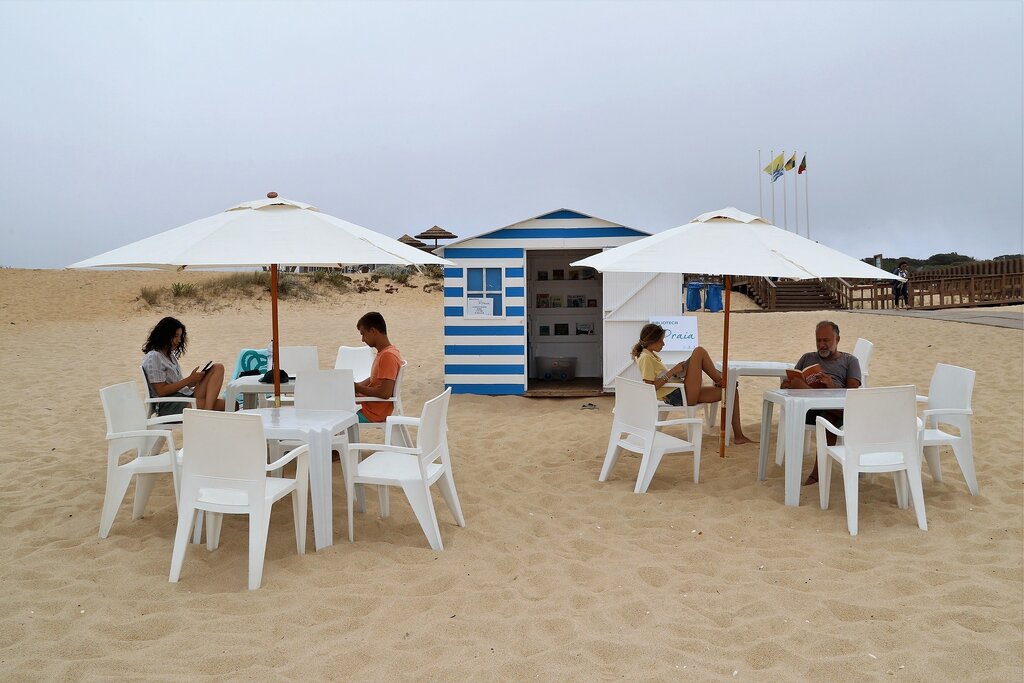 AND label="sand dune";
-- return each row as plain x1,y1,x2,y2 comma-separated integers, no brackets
0,268,1020,680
